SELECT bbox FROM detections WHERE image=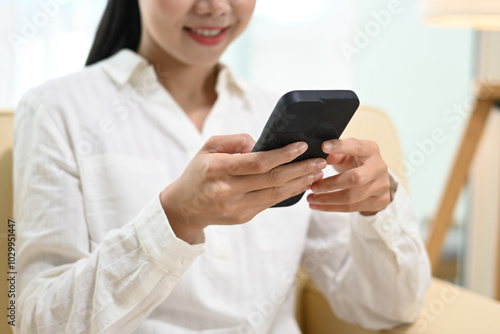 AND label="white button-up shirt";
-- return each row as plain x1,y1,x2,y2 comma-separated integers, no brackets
14,49,430,334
